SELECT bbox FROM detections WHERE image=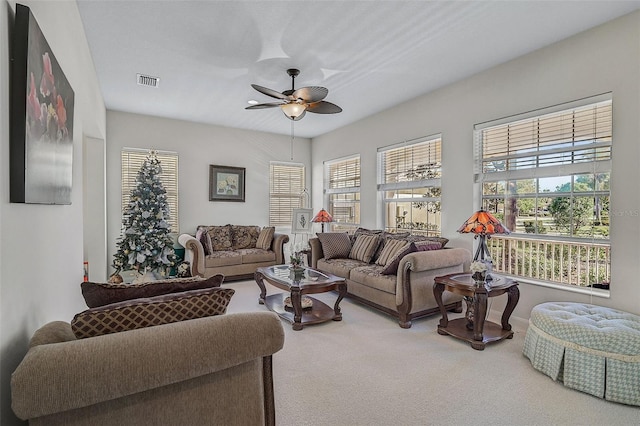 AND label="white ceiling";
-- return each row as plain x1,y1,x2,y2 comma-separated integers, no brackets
76,1,640,139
